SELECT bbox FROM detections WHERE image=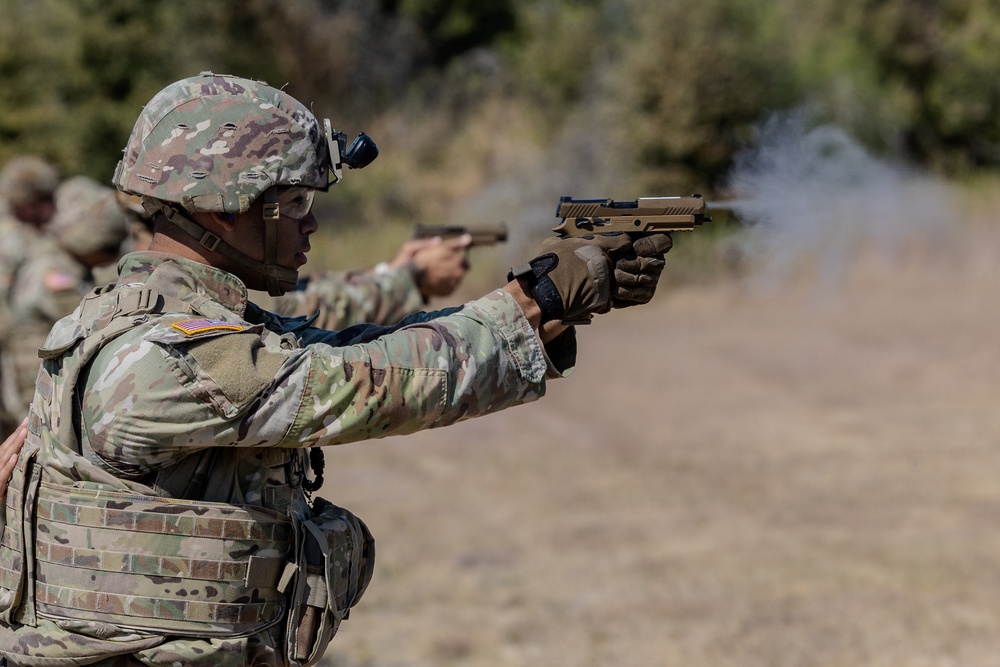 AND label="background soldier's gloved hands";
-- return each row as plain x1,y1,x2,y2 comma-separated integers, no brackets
610,232,673,308
387,235,472,299
509,234,632,324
